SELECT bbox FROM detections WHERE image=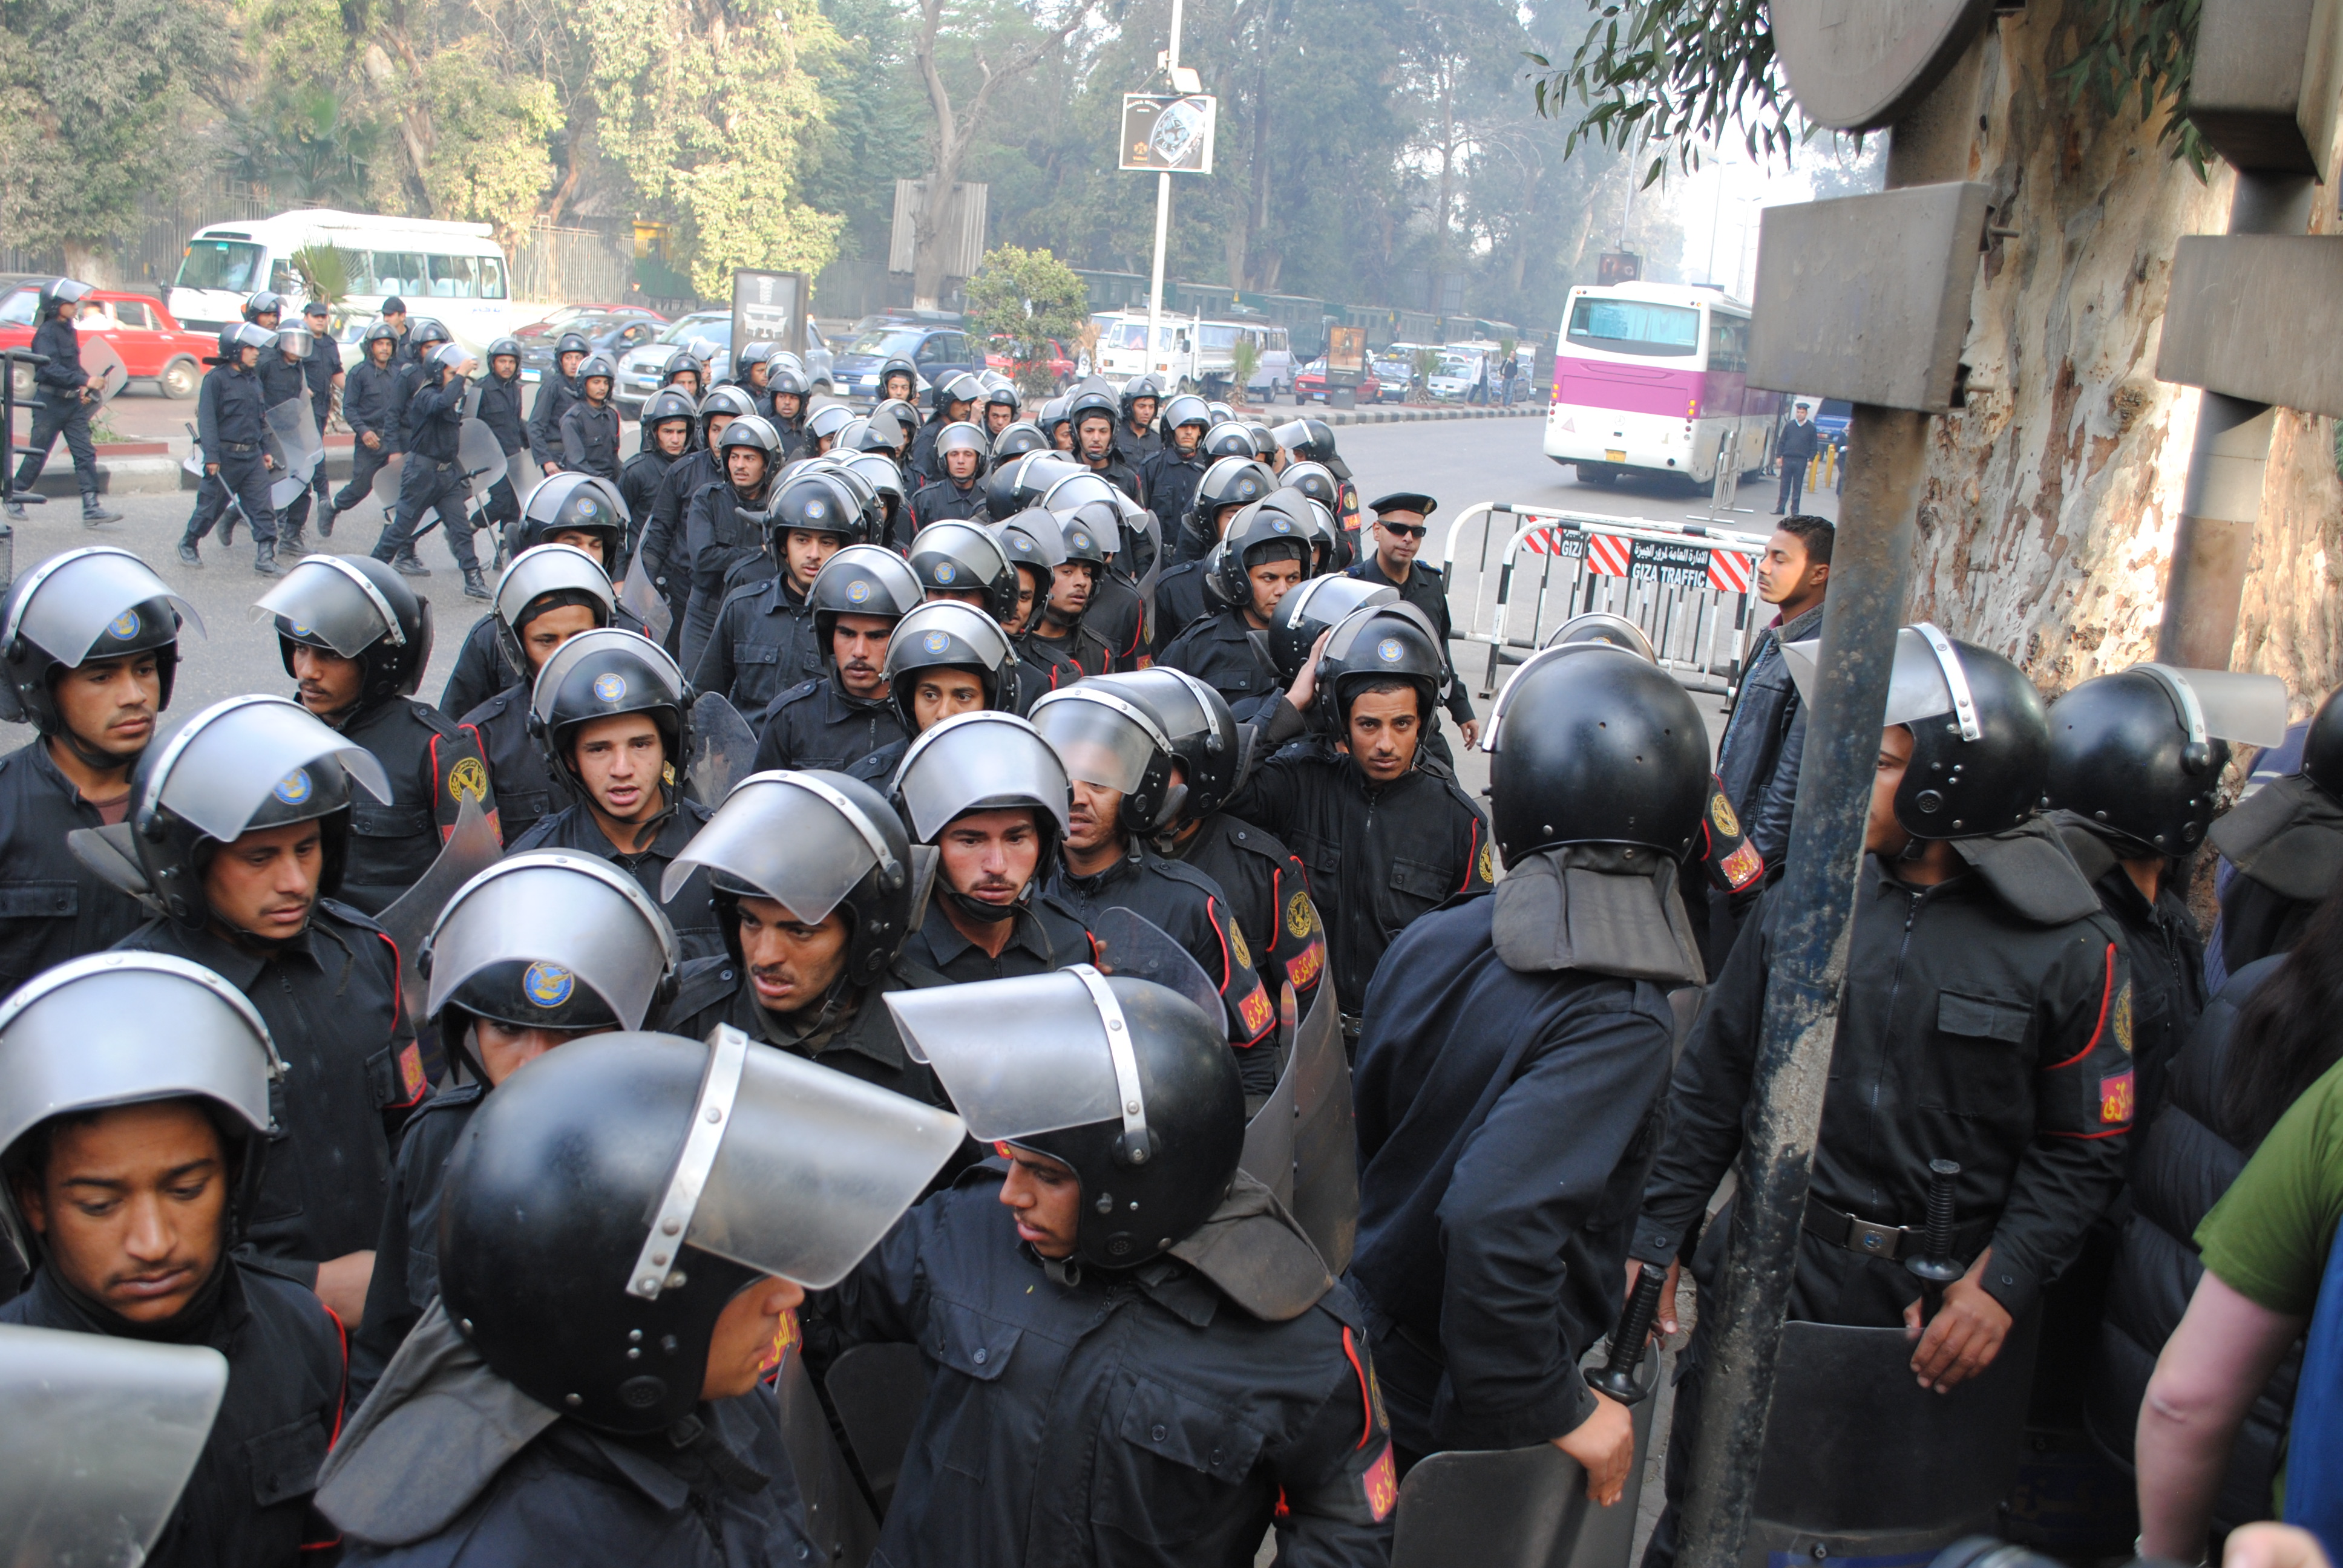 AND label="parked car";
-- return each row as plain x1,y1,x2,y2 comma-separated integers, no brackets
1292,358,1382,405
617,312,732,411
986,336,1073,390
1369,351,1415,401
1426,350,1489,402
0,284,214,400
511,302,666,336
831,322,982,406
517,313,665,384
